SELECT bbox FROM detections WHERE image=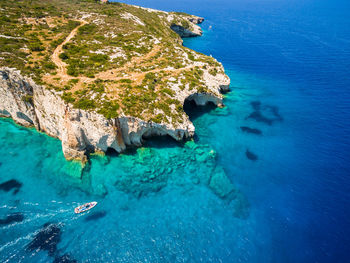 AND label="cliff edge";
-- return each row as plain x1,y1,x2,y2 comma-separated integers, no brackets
0,0,230,161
